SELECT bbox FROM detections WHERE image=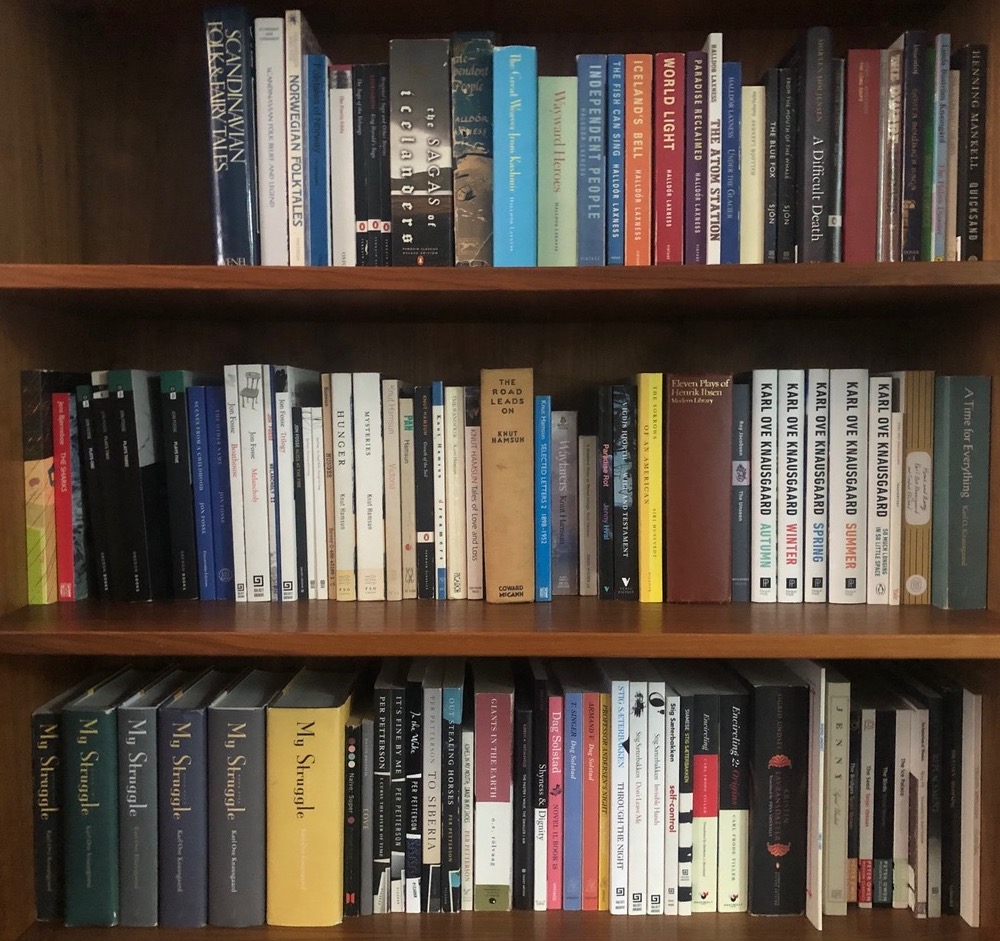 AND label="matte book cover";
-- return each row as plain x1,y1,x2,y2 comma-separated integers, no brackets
612,384,638,600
